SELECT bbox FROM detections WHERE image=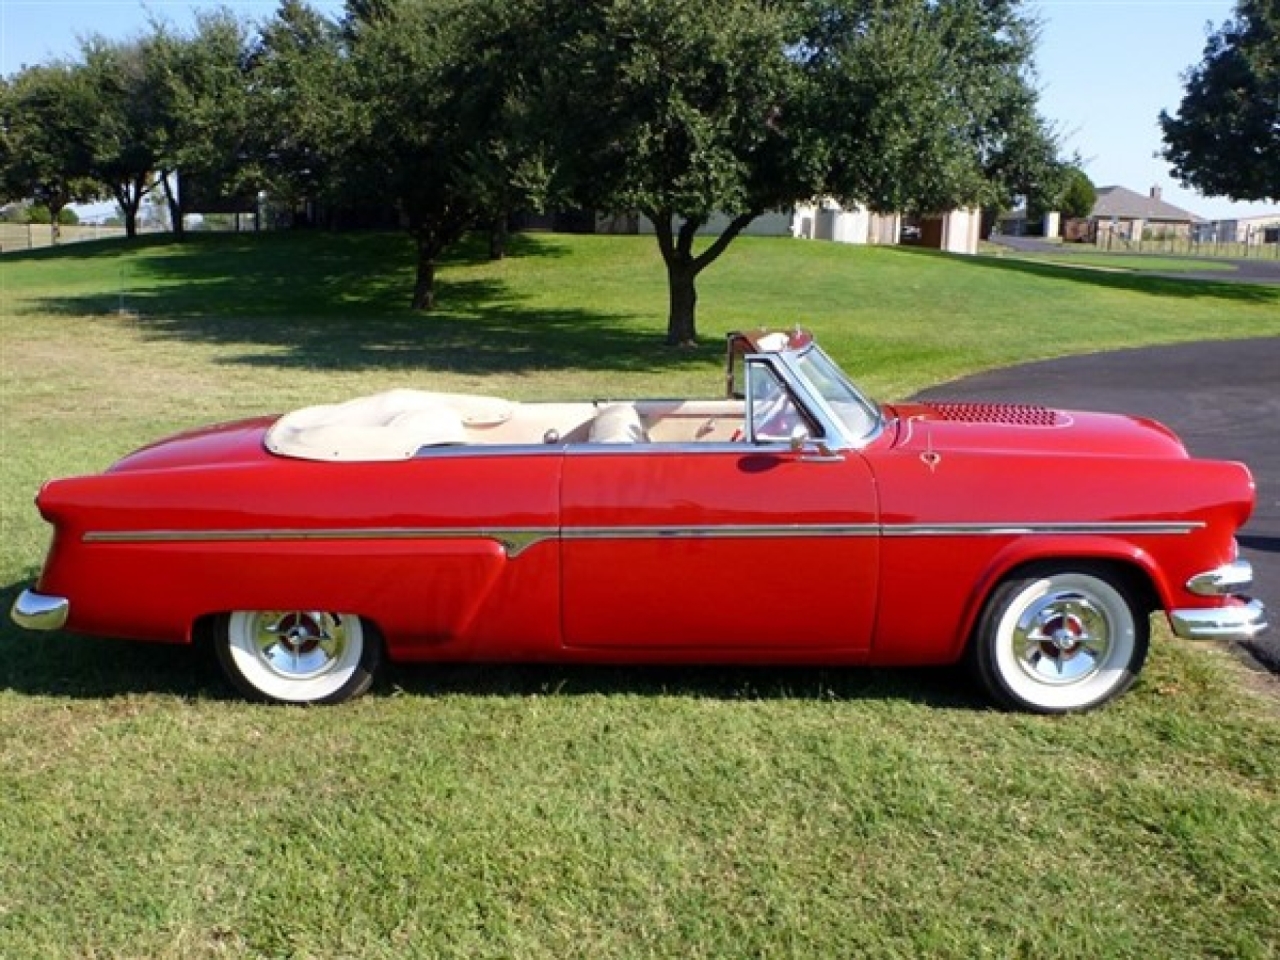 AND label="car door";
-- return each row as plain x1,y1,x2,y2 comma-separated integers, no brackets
559,440,879,653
